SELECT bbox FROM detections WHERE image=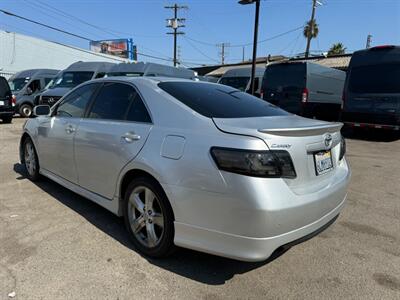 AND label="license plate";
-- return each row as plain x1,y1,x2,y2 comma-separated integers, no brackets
0,101,4,106
314,150,333,175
